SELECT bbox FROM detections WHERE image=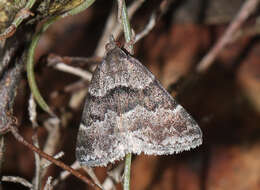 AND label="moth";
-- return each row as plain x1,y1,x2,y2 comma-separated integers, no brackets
76,38,202,167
